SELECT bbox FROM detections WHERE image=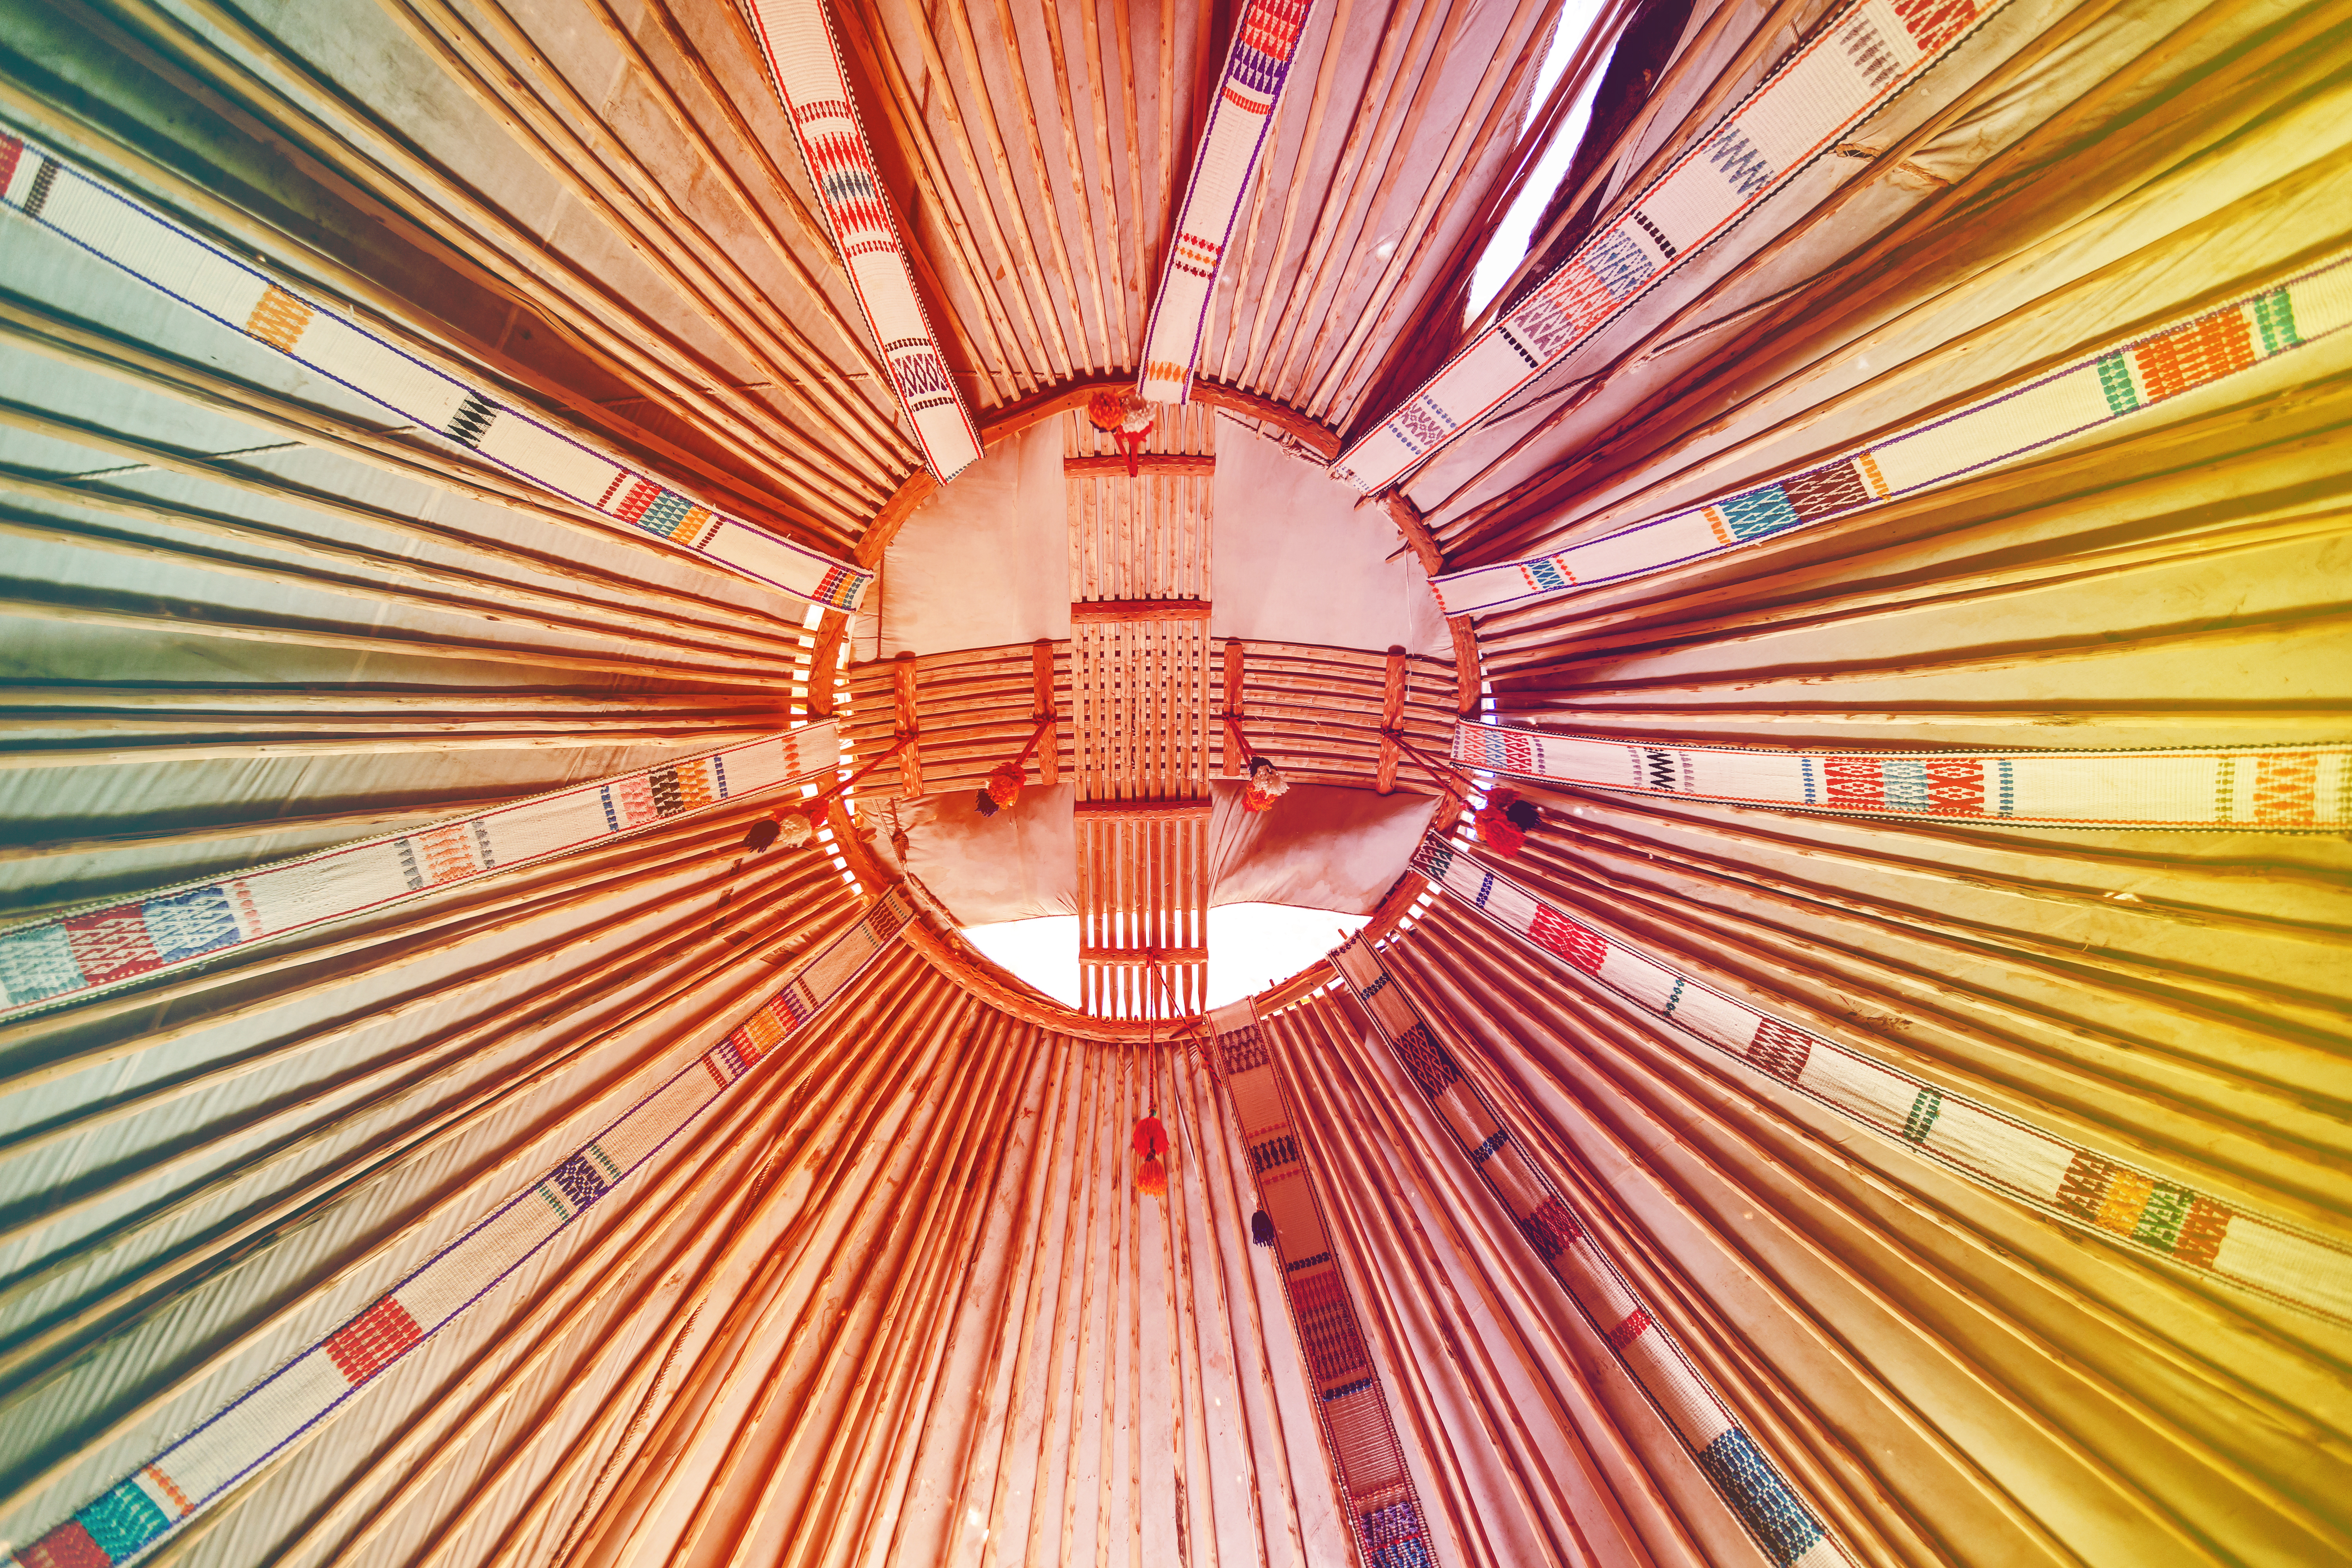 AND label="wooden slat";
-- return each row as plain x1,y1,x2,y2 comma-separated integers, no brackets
1062,453,1217,476
892,651,922,799
1377,643,1406,794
